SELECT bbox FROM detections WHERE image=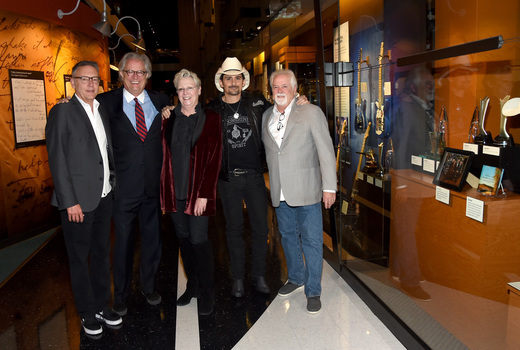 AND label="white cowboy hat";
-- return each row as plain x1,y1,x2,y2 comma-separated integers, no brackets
214,57,250,92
